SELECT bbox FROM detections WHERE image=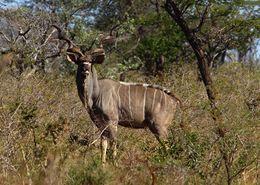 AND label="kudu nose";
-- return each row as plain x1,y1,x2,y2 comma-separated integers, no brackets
82,62,91,75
